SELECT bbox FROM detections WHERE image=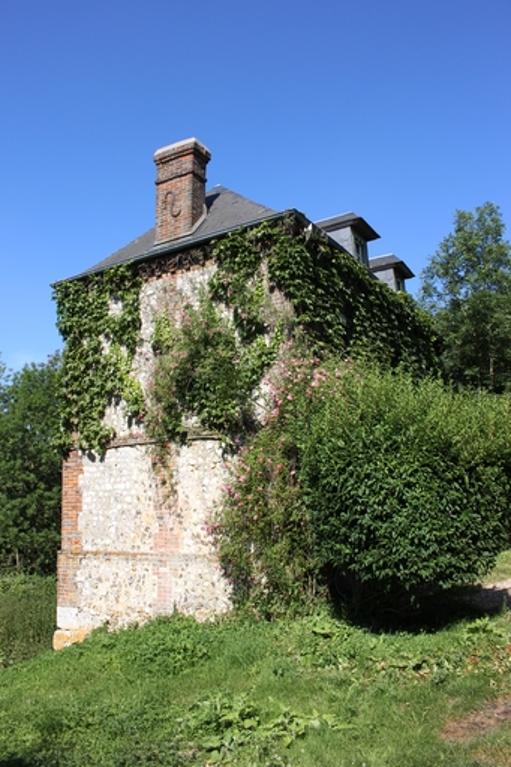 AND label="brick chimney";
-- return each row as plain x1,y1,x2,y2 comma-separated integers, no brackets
154,138,211,244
